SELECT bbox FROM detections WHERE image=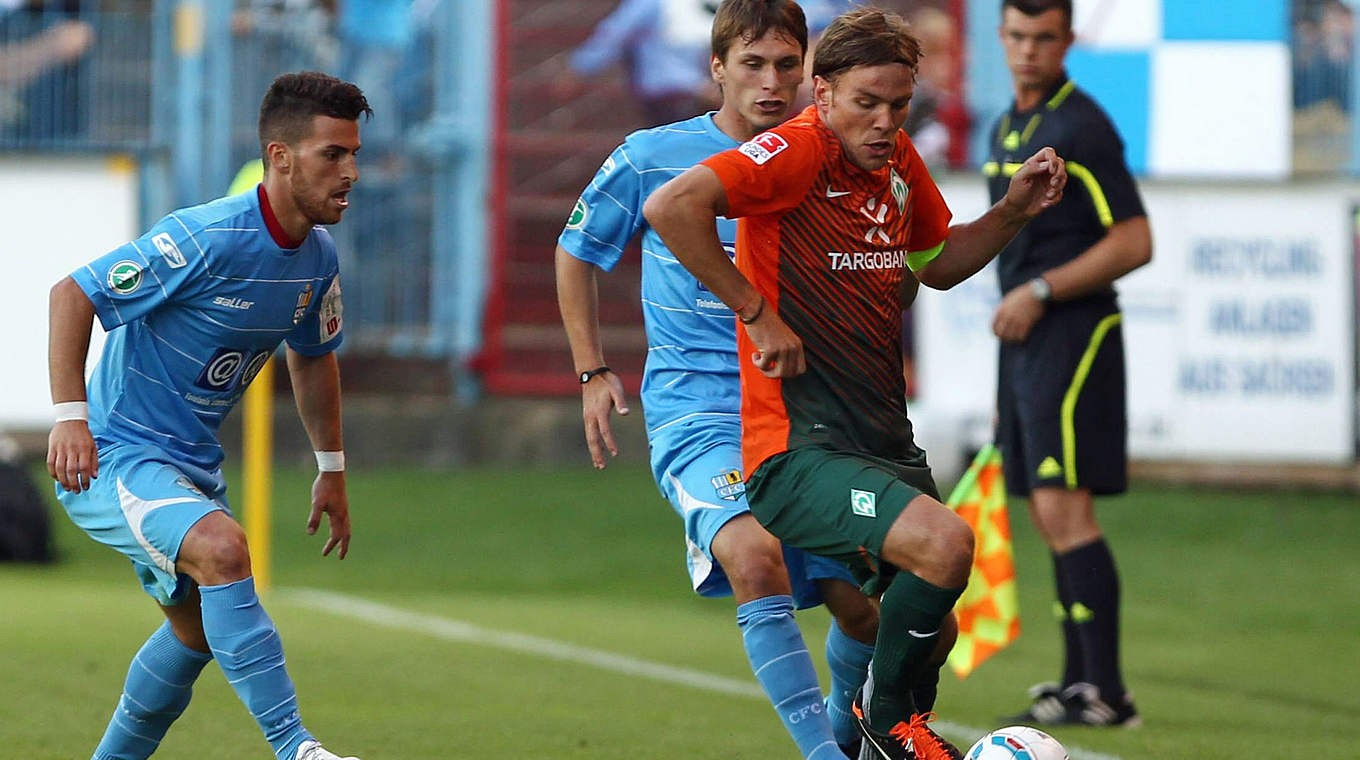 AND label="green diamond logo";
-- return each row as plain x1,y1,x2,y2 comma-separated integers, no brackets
850,488,877,517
